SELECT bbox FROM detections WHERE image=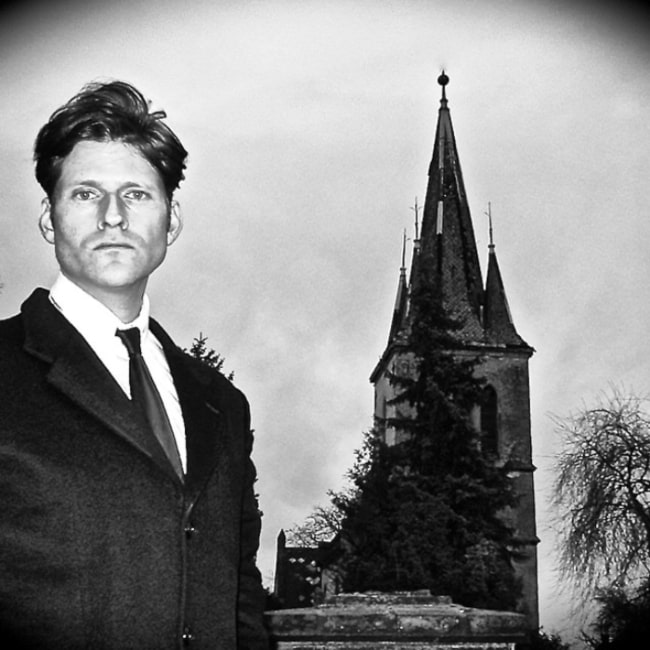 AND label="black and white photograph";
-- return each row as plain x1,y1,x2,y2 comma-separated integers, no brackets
1,1,649,648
